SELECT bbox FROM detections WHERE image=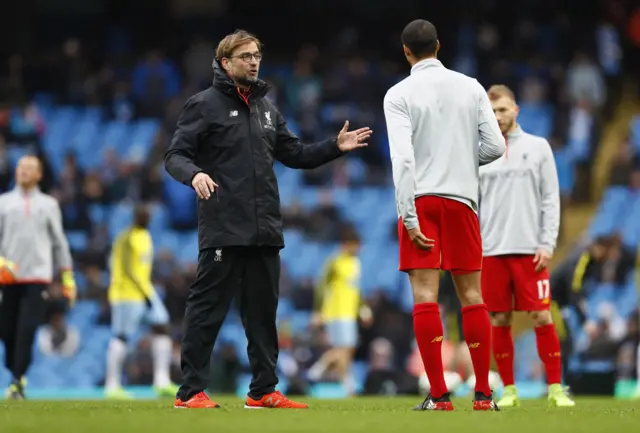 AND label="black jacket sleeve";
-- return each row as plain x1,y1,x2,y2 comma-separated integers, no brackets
273,111,345,169
164,98,206,186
